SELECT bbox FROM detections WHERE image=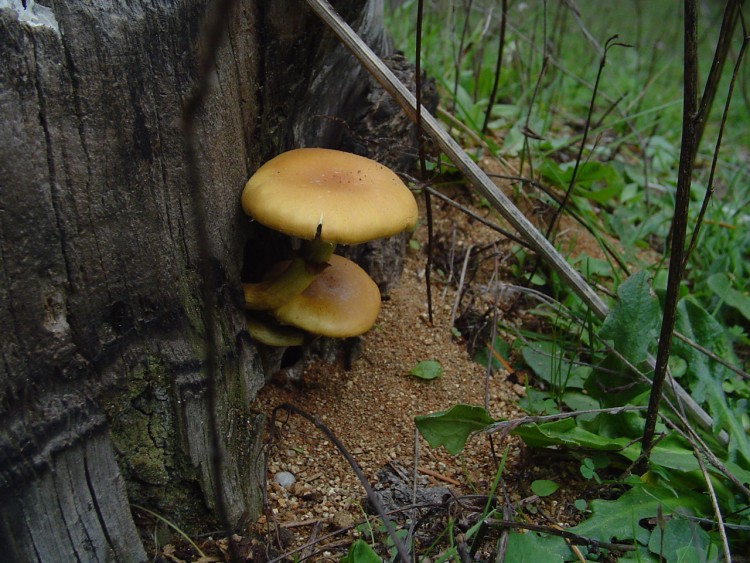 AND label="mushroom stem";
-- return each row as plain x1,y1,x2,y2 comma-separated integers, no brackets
246,315,306,347
301,238,337,264
243,257,328,310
